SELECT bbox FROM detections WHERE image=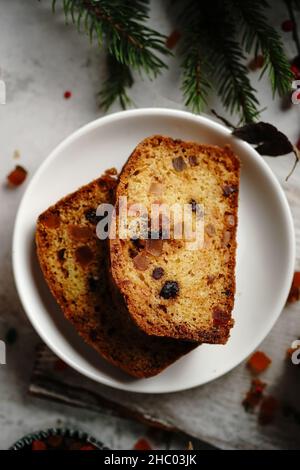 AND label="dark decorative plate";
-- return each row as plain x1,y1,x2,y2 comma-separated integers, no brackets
10,427,110,450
